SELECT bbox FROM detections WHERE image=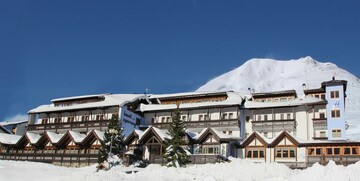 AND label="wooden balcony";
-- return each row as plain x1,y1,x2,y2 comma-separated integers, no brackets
27,120,110,133
152,119,239,129
252,119,295,132
313,118,327,130
0,153,98,166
